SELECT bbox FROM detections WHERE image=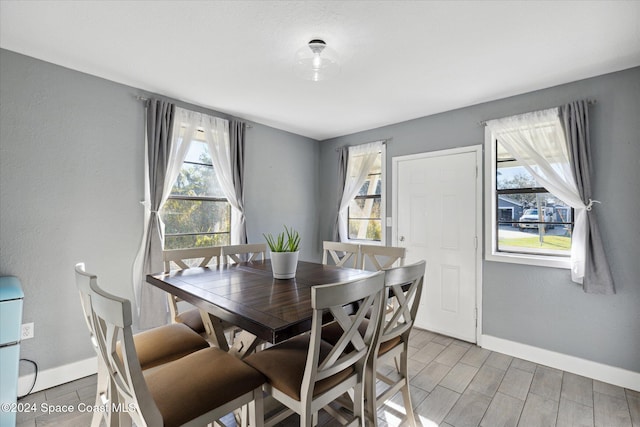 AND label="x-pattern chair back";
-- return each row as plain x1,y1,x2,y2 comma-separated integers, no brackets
304,271,385,404
75,264,119,427
162,247,234,349
83,271,161,426
360,244,406,271
222,243,267,264
380,260,425,343
322,241,360,268
163,247,222,271
363,260,426,427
